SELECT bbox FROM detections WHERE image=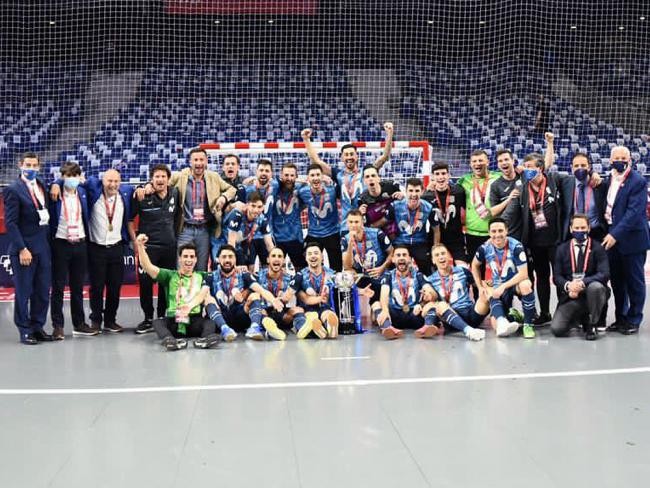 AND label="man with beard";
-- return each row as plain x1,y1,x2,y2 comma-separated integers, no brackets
358,164,403,240
219,153,247,203
290,242,340,339
566,152,608,240
504,153,573,324
297,164,342,270
386,178,439,274
218,192,274,271
471,218,537,338
341,209,393,299
301,123,394,234
457,150,502,258
423,162,468,265
255,247,317,340
136,235,218,351
203,245,285,341
370,245,440,340
129,164,181,334
272,162,307,270
423,244,487,341
244,159,278,267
